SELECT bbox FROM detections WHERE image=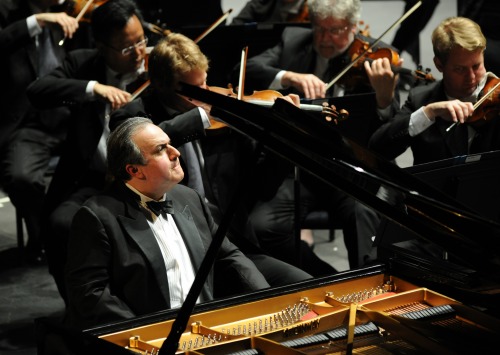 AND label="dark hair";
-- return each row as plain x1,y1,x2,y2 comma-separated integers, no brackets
107,117,150,181
91,0,143,44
